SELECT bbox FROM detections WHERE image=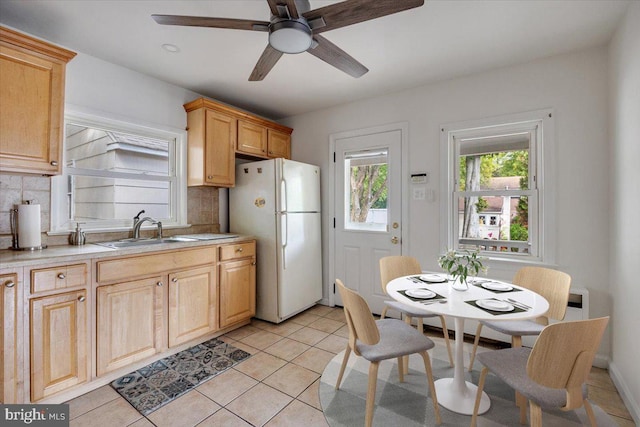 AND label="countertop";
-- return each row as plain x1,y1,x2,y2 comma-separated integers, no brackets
0,234,253,268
